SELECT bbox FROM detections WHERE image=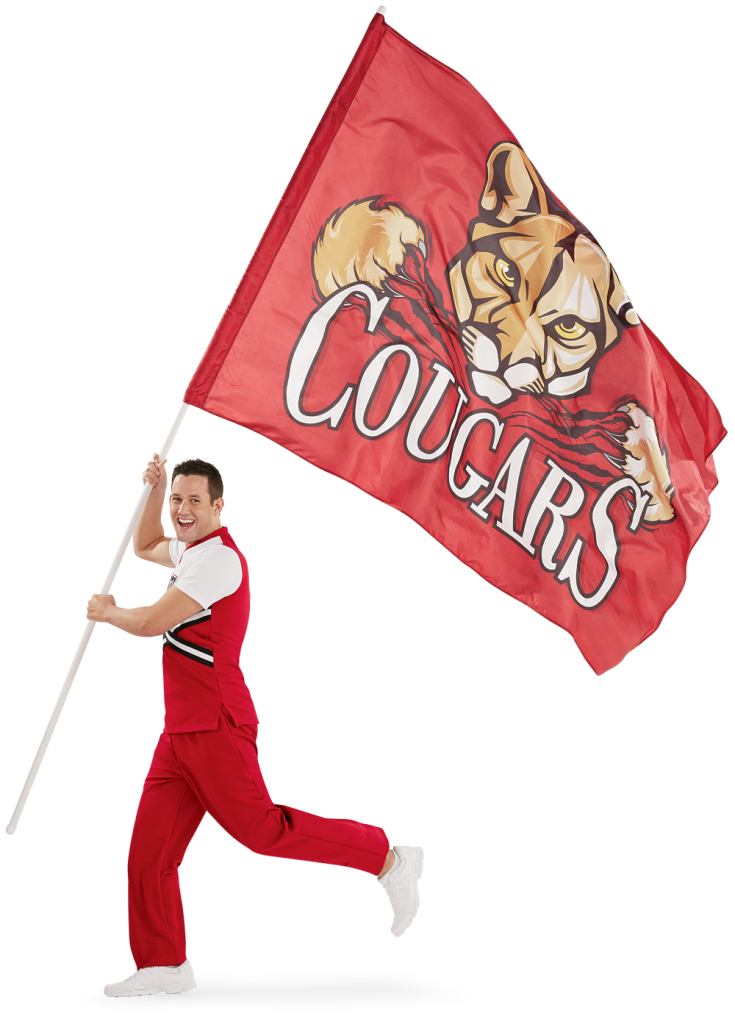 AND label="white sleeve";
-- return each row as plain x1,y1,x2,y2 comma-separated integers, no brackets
169,538,186,565
174,546,242,608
